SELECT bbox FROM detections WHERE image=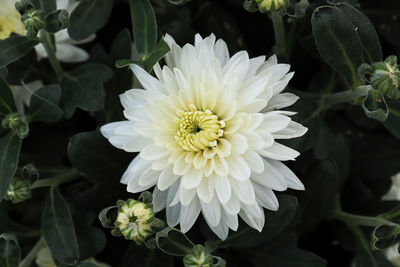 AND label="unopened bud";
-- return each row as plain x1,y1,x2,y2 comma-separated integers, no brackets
2,113,29,139
370,55,400,100
5,177,31,204
183,245,214,267
115,199,162,245
256,0,289,12
20,8,45,37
